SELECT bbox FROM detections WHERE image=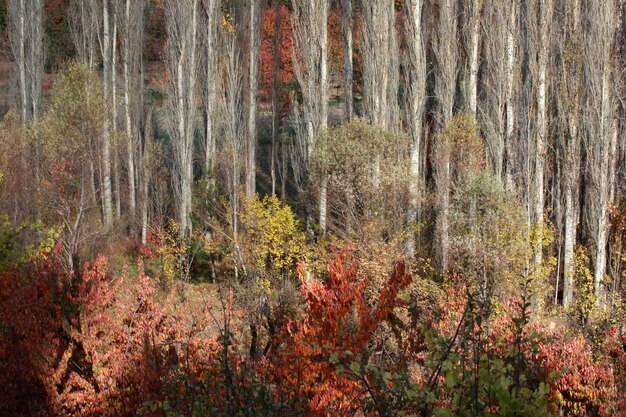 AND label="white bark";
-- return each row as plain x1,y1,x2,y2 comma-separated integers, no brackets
246,0,260,196
528,0,553,266
433,0,458,271
465,0,482,116
201,0,219,191
583,0,616,302
102,0,114,227
404,0,426,255
8,0,45,123
559,0,582,308
342,0,354,121
292,0,329,232
362,0,398,129
165,0,199,236
505,0,518,188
